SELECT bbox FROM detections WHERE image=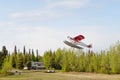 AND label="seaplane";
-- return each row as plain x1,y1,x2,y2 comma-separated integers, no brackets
63,34,92,49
